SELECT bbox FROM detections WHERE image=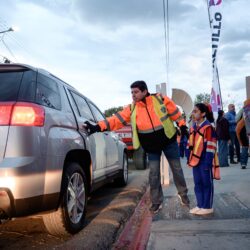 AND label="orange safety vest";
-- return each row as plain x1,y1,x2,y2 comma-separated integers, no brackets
98,94,185,132
188,124,221,180
213,156,221,180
